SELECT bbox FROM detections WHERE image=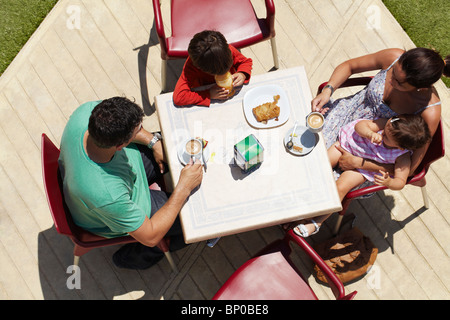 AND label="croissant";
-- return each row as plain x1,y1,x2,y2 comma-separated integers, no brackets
252,95,281,123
